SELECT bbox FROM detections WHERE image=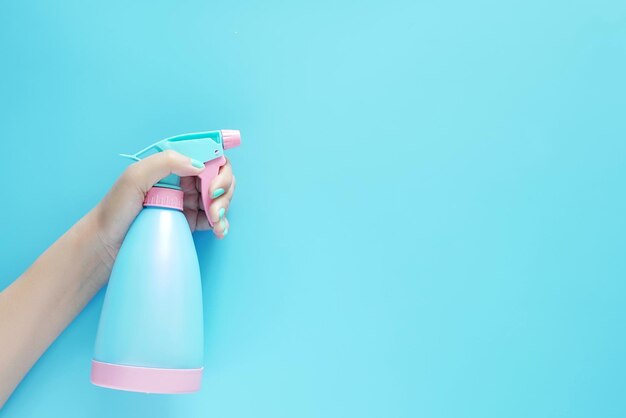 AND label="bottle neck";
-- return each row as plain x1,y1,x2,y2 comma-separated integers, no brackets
143,187,184,211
